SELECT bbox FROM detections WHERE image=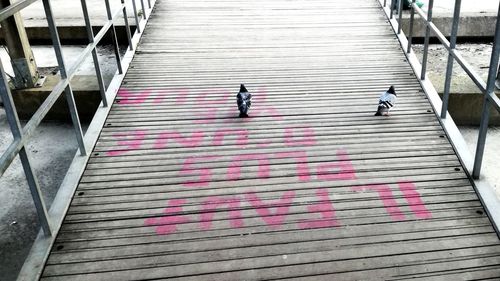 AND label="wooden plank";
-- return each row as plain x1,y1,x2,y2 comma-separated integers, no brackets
41,0,500,279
